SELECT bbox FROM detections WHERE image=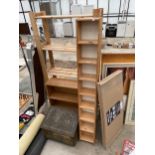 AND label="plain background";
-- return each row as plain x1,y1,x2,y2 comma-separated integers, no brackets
0,1,155,154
